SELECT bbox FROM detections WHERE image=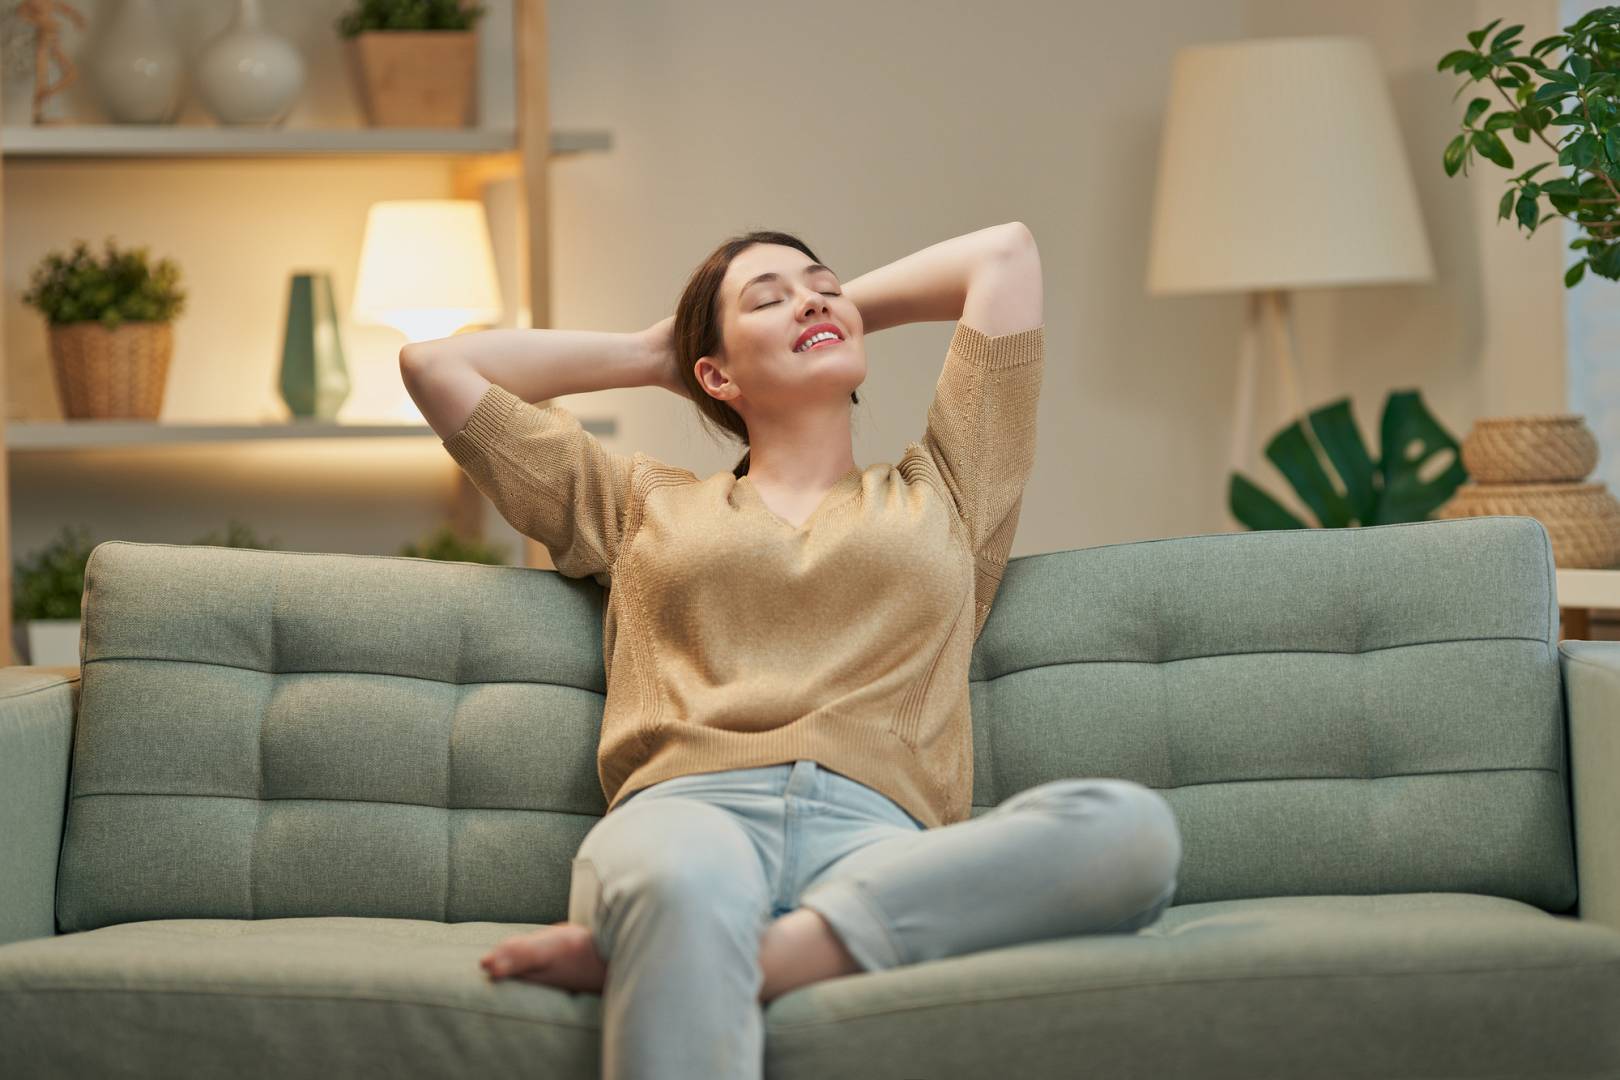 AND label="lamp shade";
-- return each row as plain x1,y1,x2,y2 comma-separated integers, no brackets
352,200,503,342
1145,36,1435,296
